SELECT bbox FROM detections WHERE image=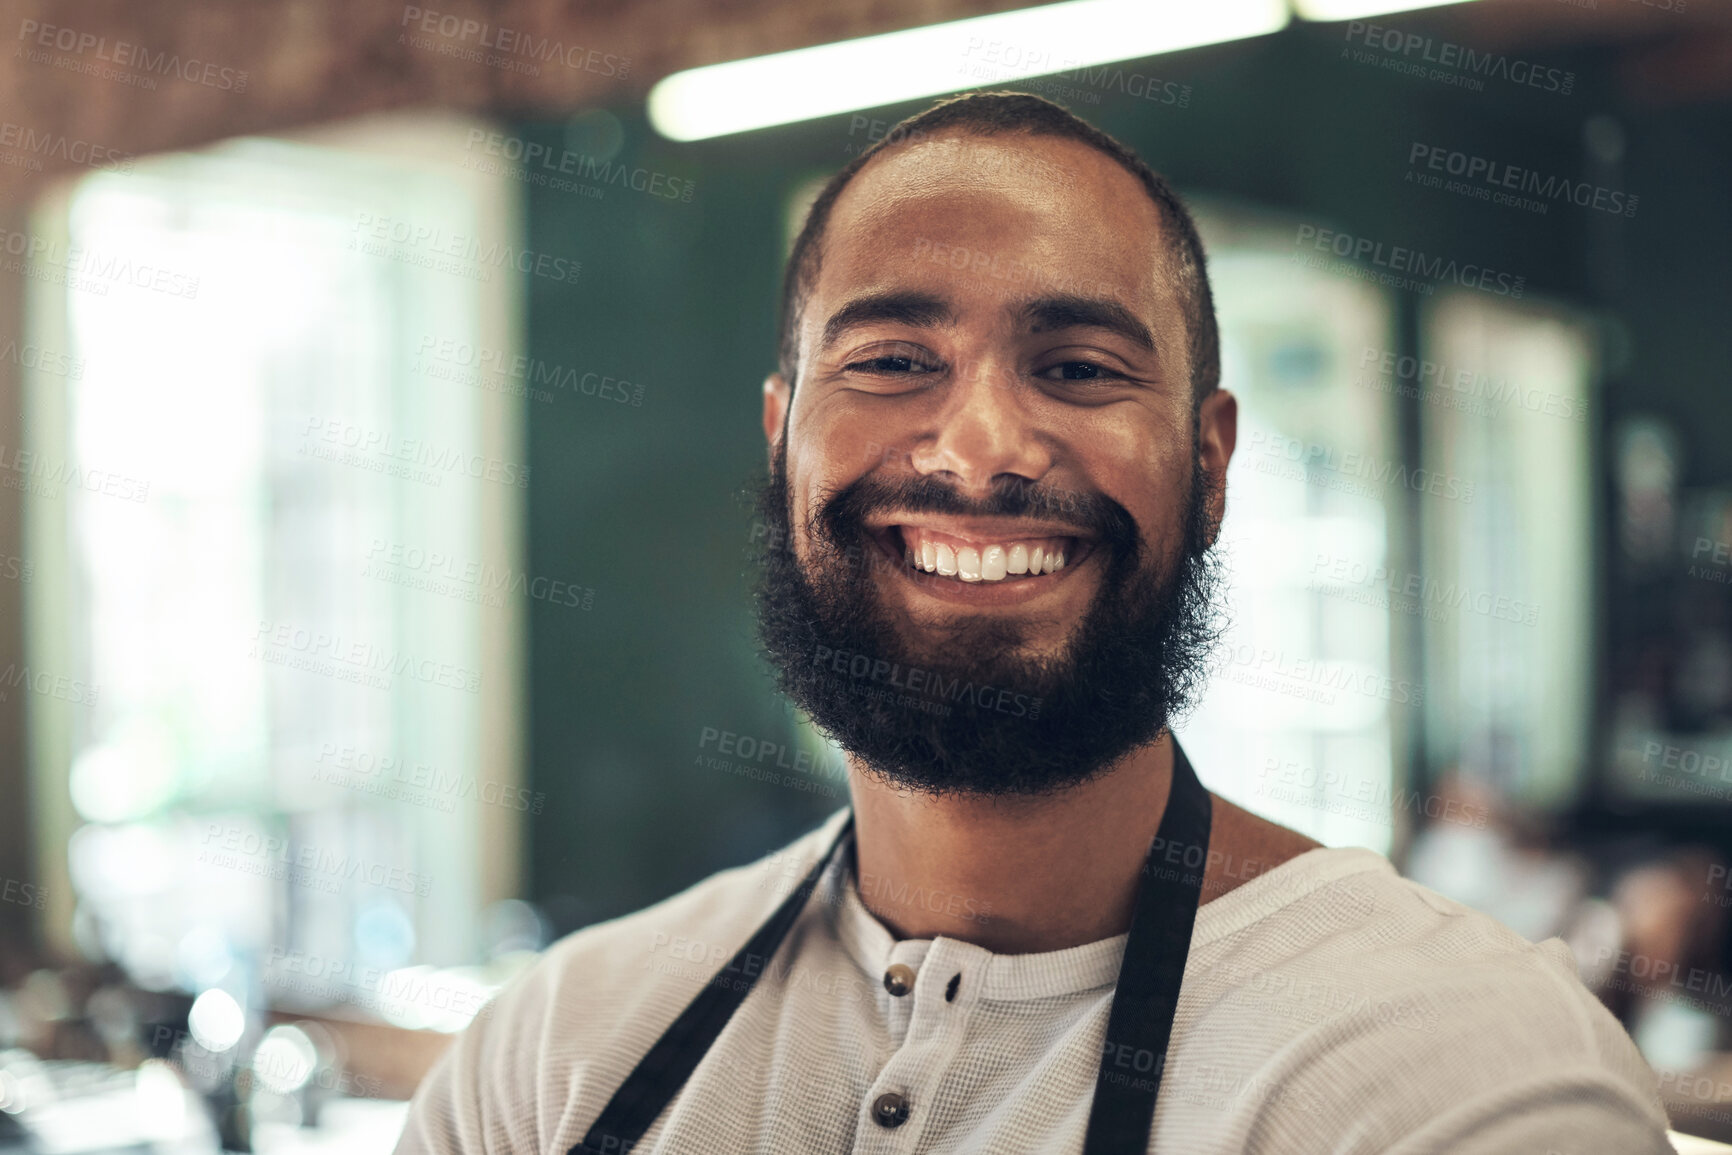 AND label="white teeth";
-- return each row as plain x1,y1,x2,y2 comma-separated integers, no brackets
899,529,1074,584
